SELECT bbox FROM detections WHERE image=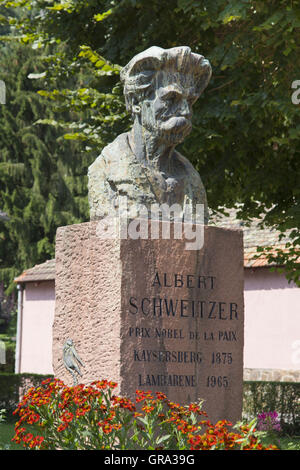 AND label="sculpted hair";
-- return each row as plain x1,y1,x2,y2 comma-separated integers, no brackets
120,46,212,115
